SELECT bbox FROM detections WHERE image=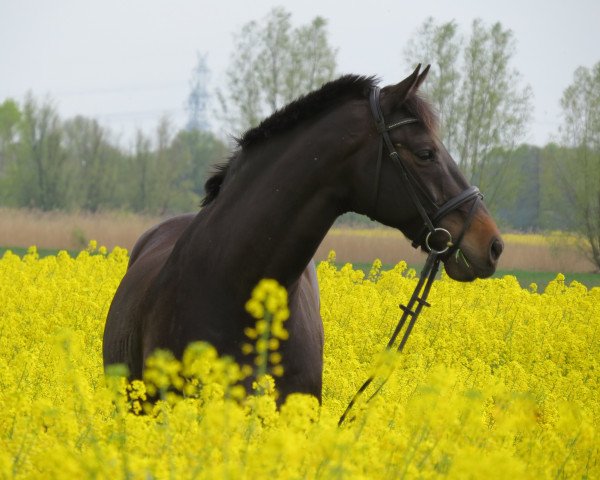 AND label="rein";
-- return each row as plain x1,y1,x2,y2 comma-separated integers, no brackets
338,87,482,426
